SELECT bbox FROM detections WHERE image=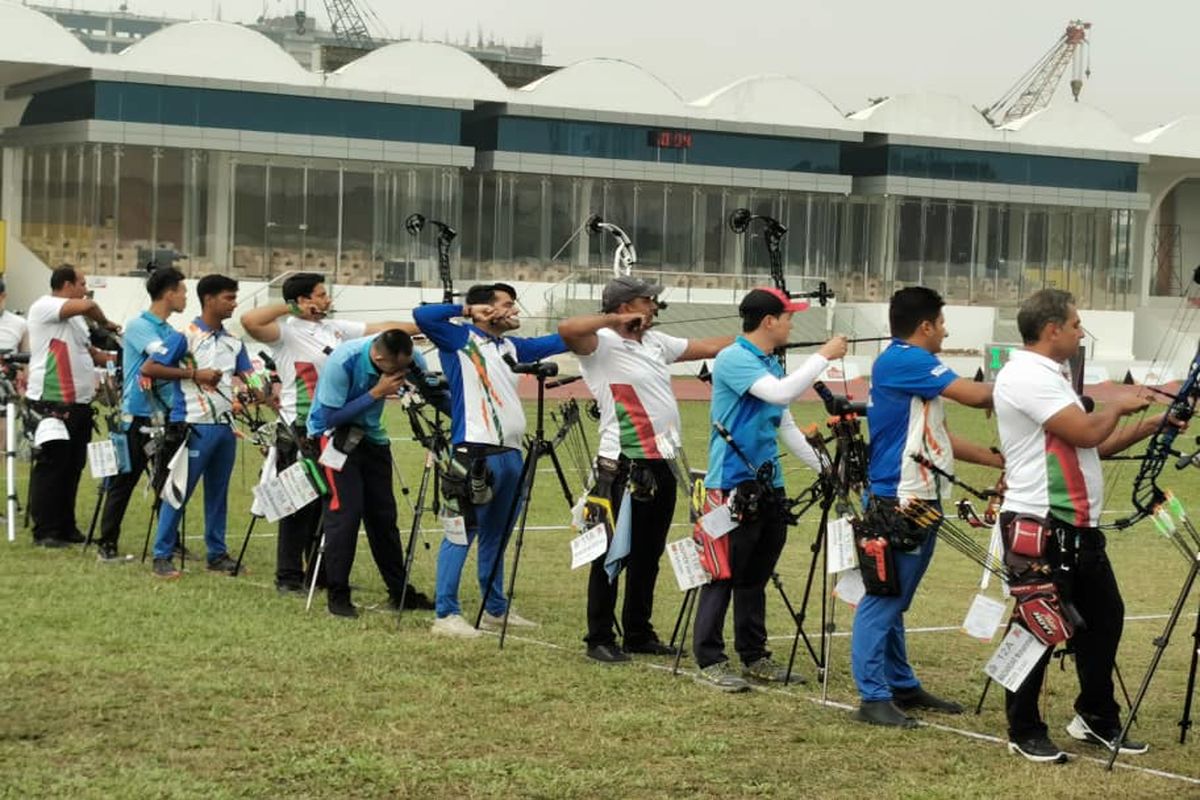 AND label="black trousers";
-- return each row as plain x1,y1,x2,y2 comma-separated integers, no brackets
692,488,789,669
275,432,324,587
1003,513,1125,739
585,459,677,648
320,440,408,604
97,416,152,549
30,404,93,542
